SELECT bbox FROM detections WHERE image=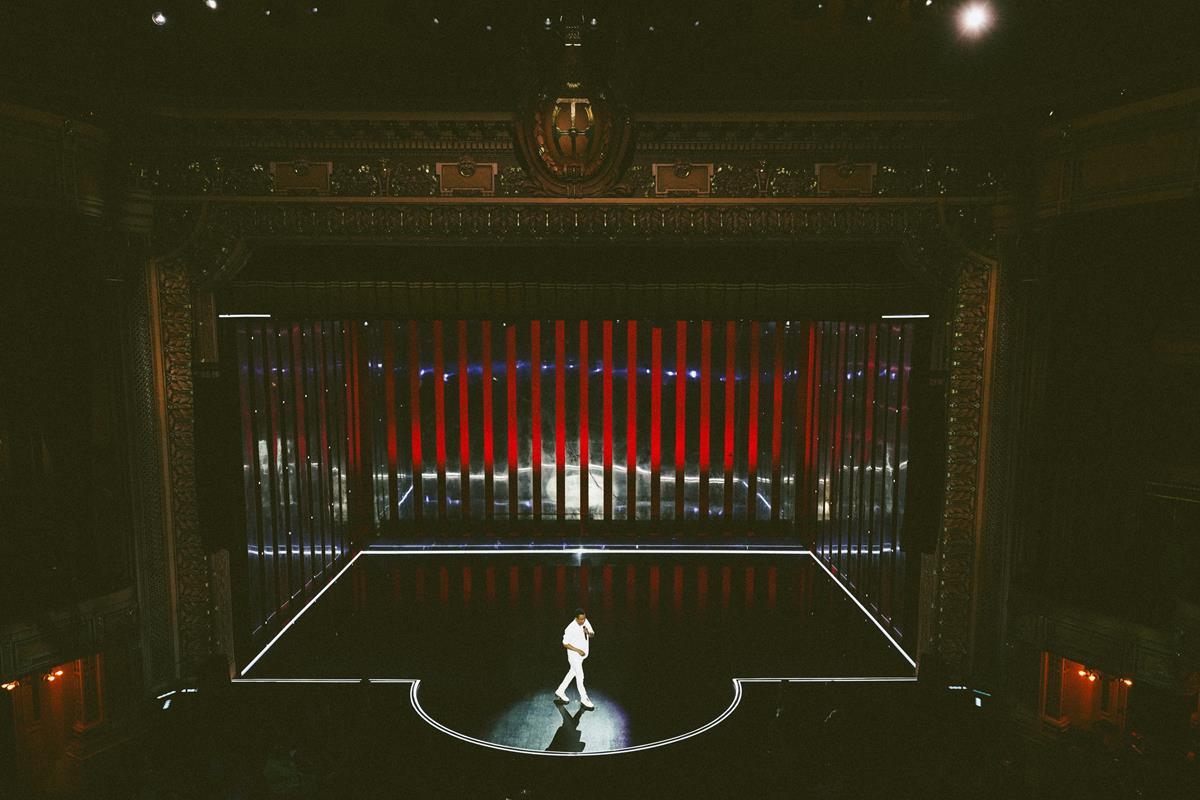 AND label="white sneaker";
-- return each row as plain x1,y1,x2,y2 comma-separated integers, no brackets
554,692,570,703
580,698,595,709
